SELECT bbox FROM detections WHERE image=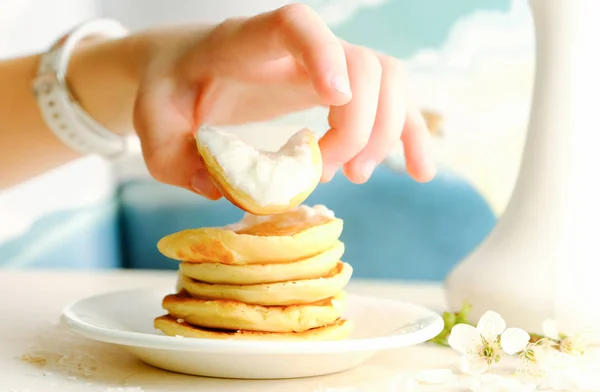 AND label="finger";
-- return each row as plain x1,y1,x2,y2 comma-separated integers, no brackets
134,78,222,199
343,54,407,183
215,4,351,106
190,166,223,200
319,46,382,182
401,107,437,182
144,134,221,200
